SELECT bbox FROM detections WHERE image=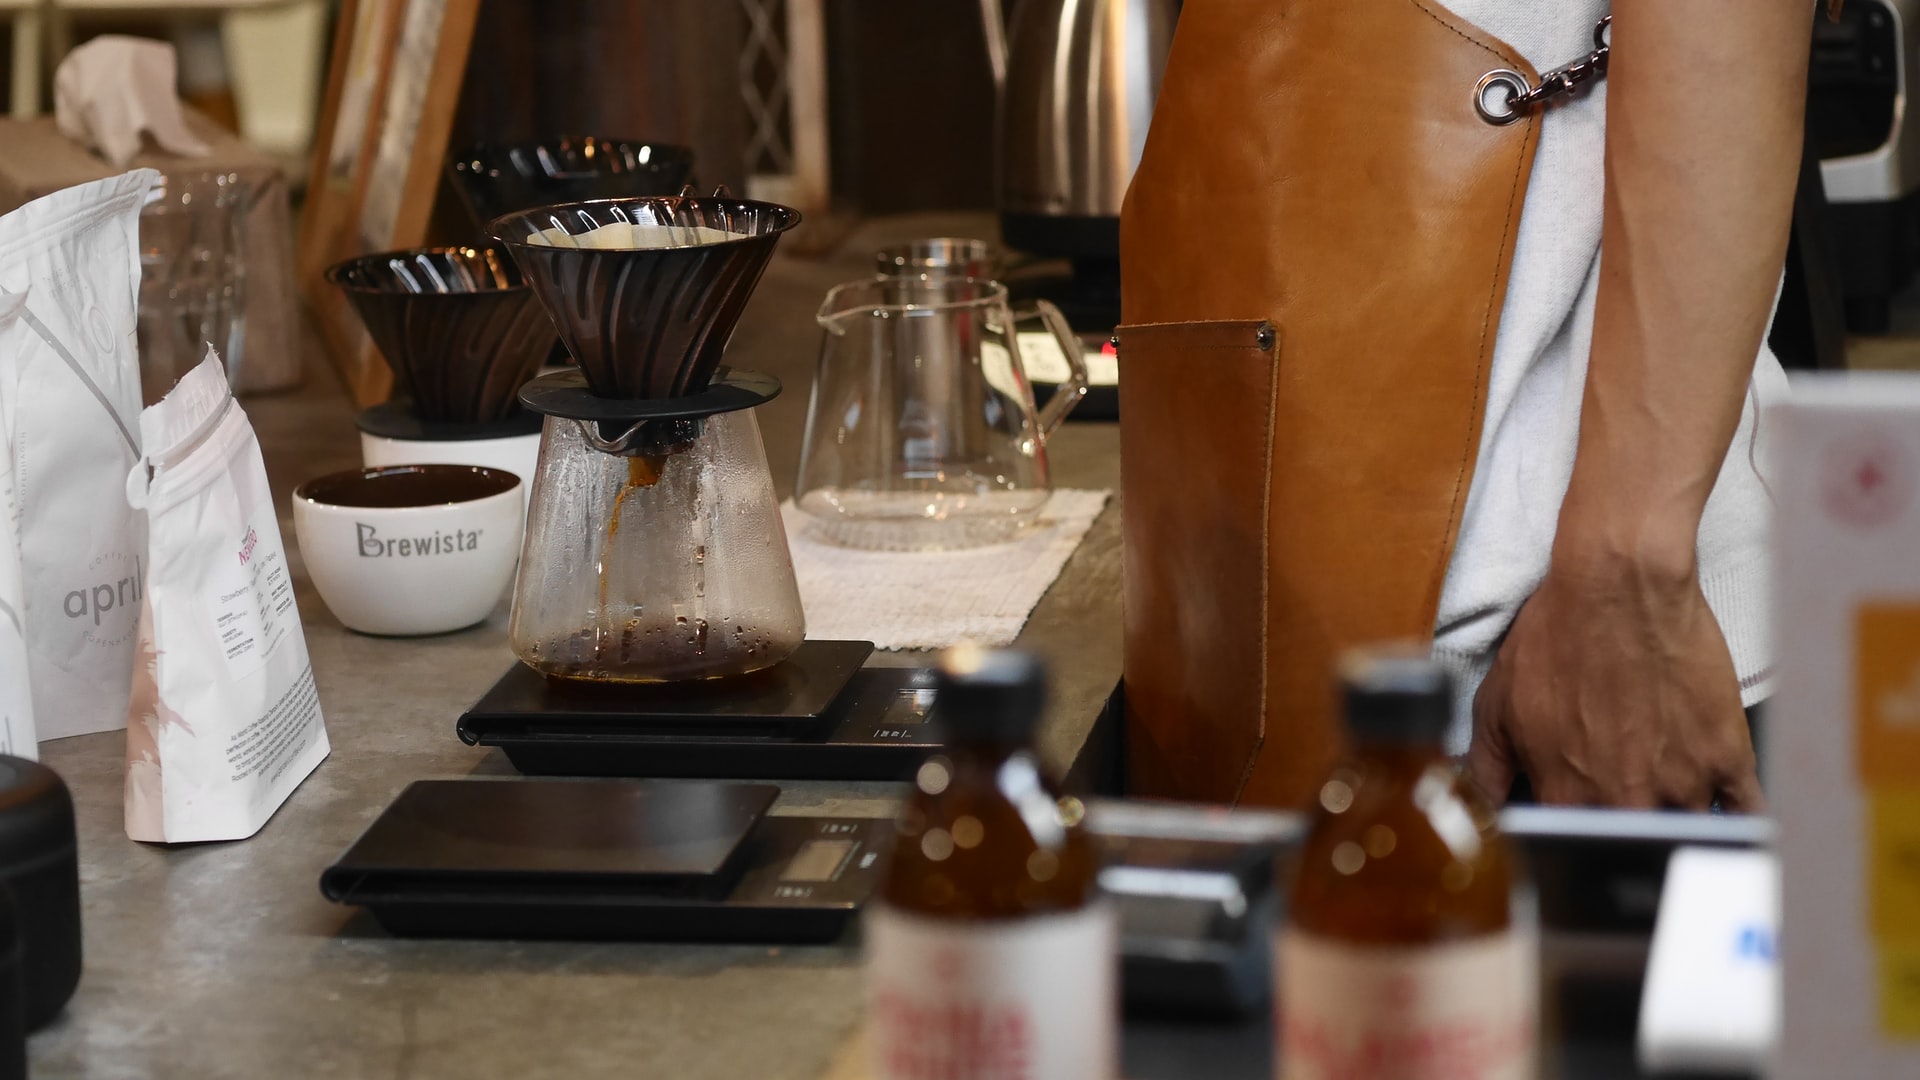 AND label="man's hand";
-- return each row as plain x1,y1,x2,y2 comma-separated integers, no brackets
1466,557,1761,811
1460,0,1808,809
